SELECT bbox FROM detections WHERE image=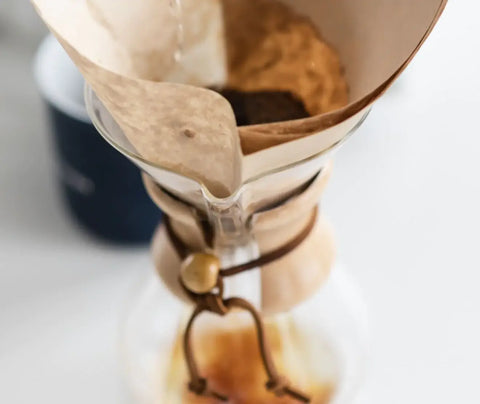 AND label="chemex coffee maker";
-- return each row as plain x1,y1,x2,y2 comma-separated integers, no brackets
33,0,447,402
